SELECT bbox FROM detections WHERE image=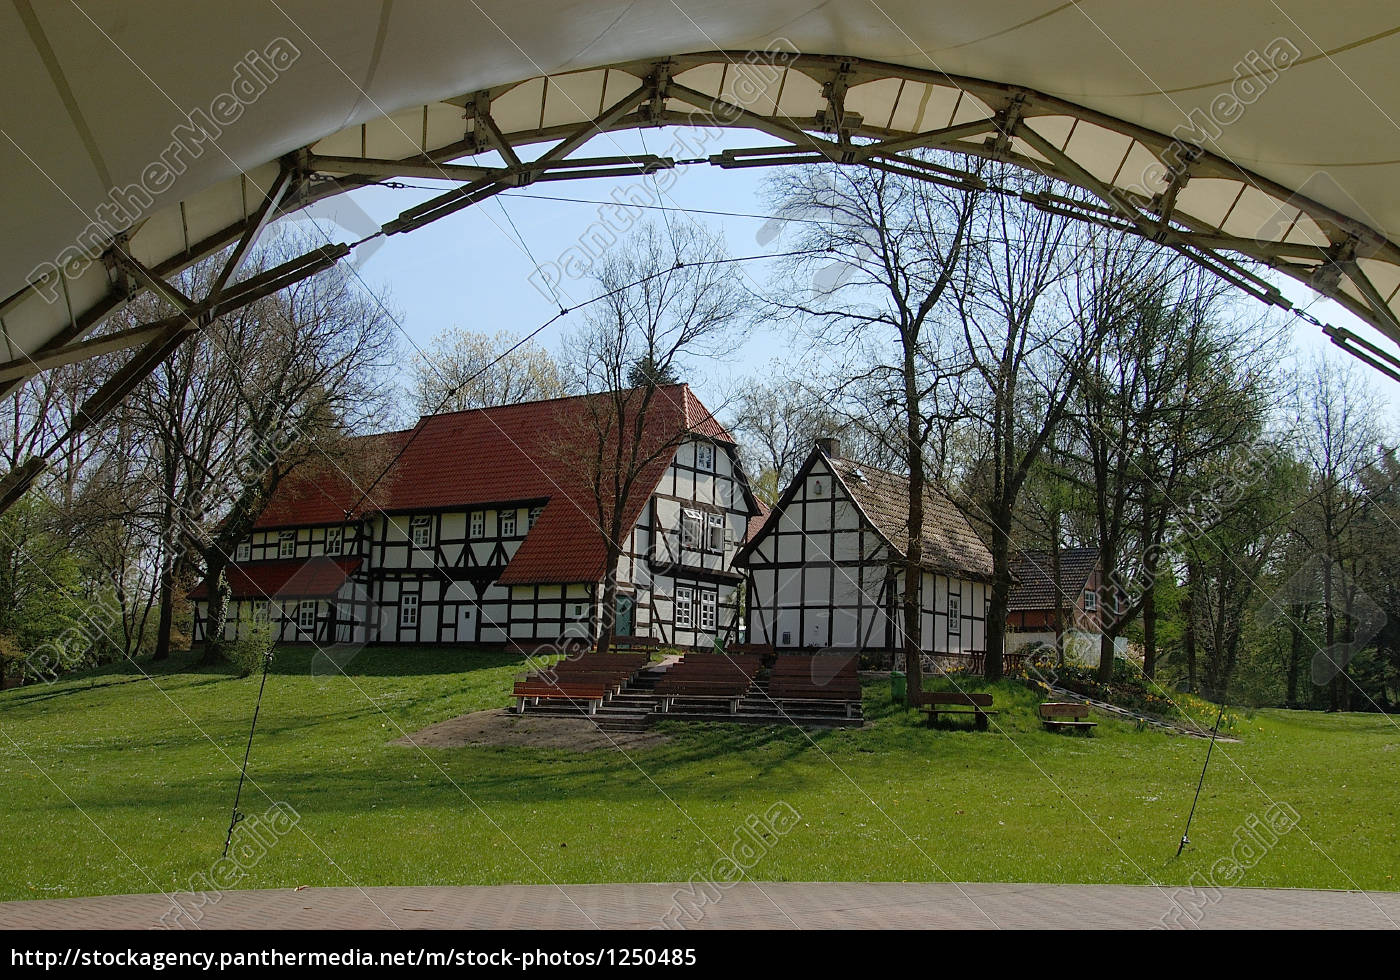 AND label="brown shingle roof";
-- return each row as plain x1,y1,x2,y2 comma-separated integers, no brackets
825,457,993,580
744,500,770,545
1007,547,1099,611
